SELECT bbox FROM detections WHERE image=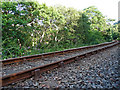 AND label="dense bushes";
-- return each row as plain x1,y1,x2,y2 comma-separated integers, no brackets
2,1,119,59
